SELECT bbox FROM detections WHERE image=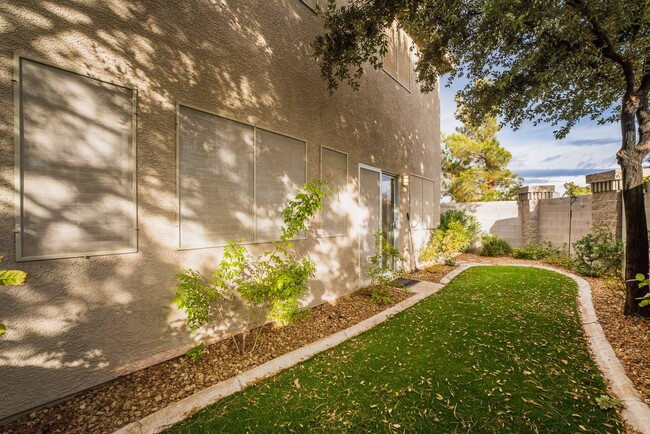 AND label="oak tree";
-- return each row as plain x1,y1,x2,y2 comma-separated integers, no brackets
314,0,650,315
